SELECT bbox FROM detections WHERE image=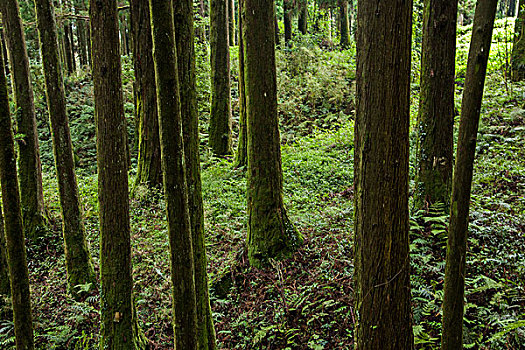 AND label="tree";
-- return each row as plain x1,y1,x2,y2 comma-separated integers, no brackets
354,0,413,348
209,0,233,155
441,0,498,348
234,0,247,168
173,0,217,347
0,36,34,350
298,0,308,35
149,0,199,348
229,0,236,45
1,0,47,239
34,0,96,300
284,0,292,44
242,0,302,268
74,0,89,68
89,0,146,347
414,0,458,210
511,0,525,80
339,1,350,47
0,203,9,296
130,0,162,189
